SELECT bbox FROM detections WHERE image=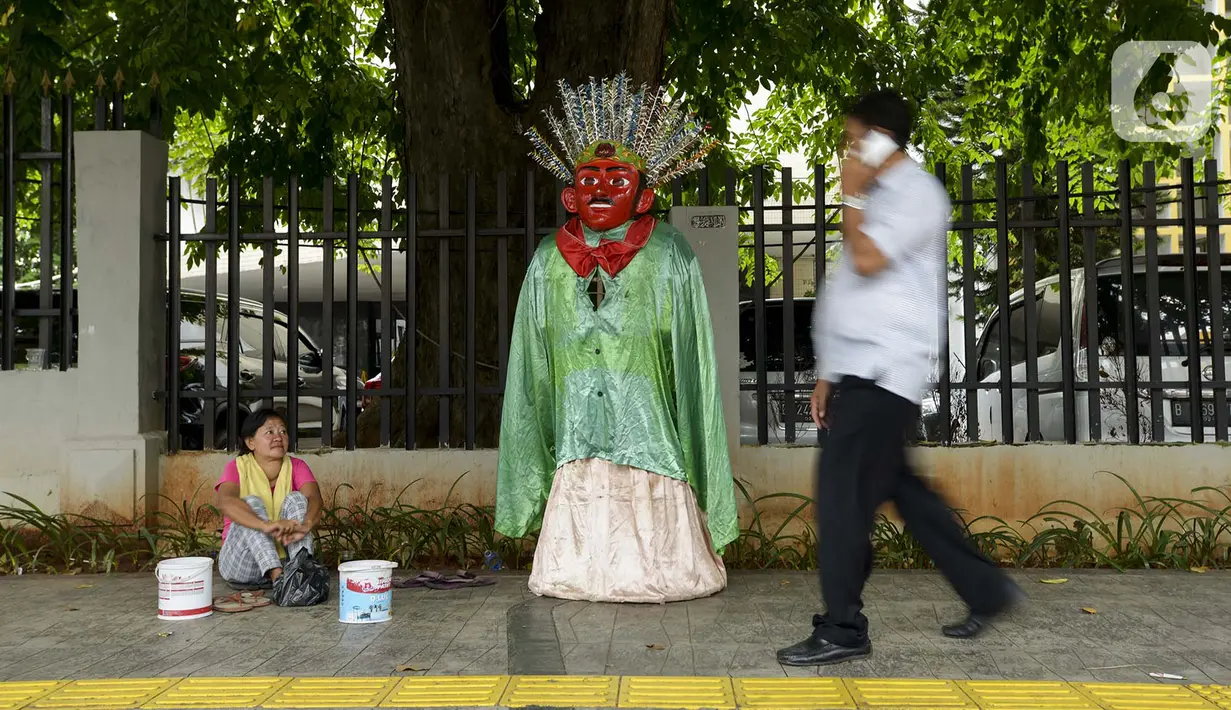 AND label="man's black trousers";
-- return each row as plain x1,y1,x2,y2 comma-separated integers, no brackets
813,375,1011,647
